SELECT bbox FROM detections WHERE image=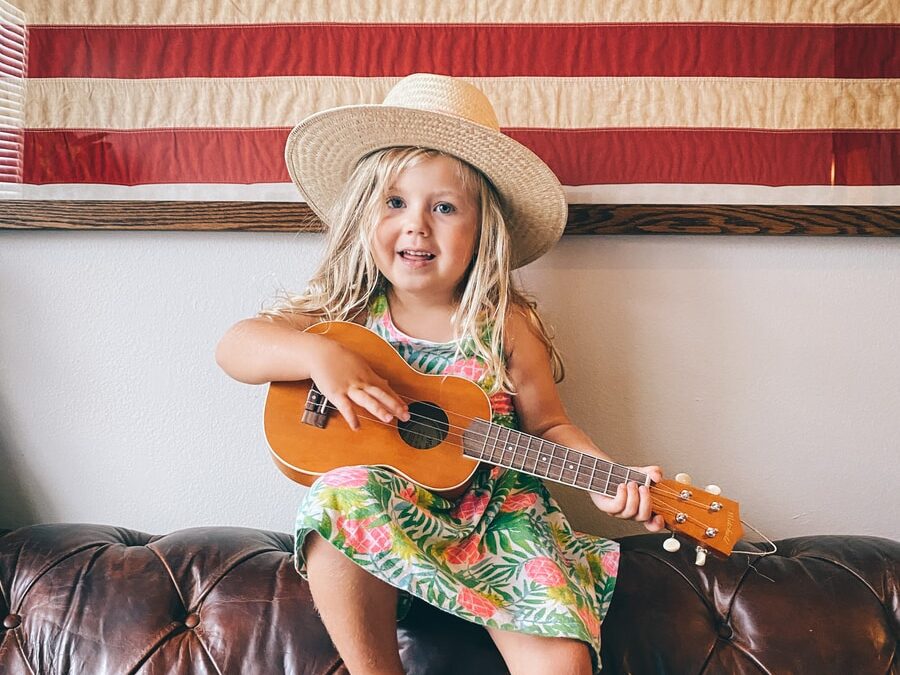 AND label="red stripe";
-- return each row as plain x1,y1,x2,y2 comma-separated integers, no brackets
23,129,900,186
27,24,899,78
